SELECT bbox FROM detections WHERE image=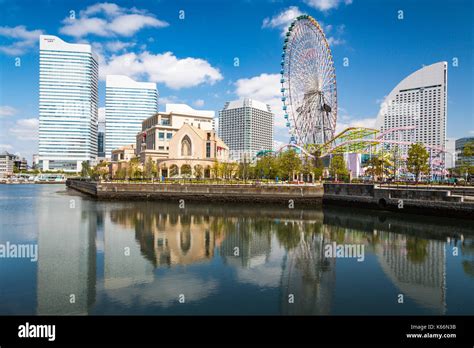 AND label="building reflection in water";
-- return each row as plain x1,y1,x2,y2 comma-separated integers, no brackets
322,207,454,314
34,195,472,315
220,219,272,268
36,198,96,315
108,205,220,268
279,223,335,315
103,209,154,290
374,234,446,314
